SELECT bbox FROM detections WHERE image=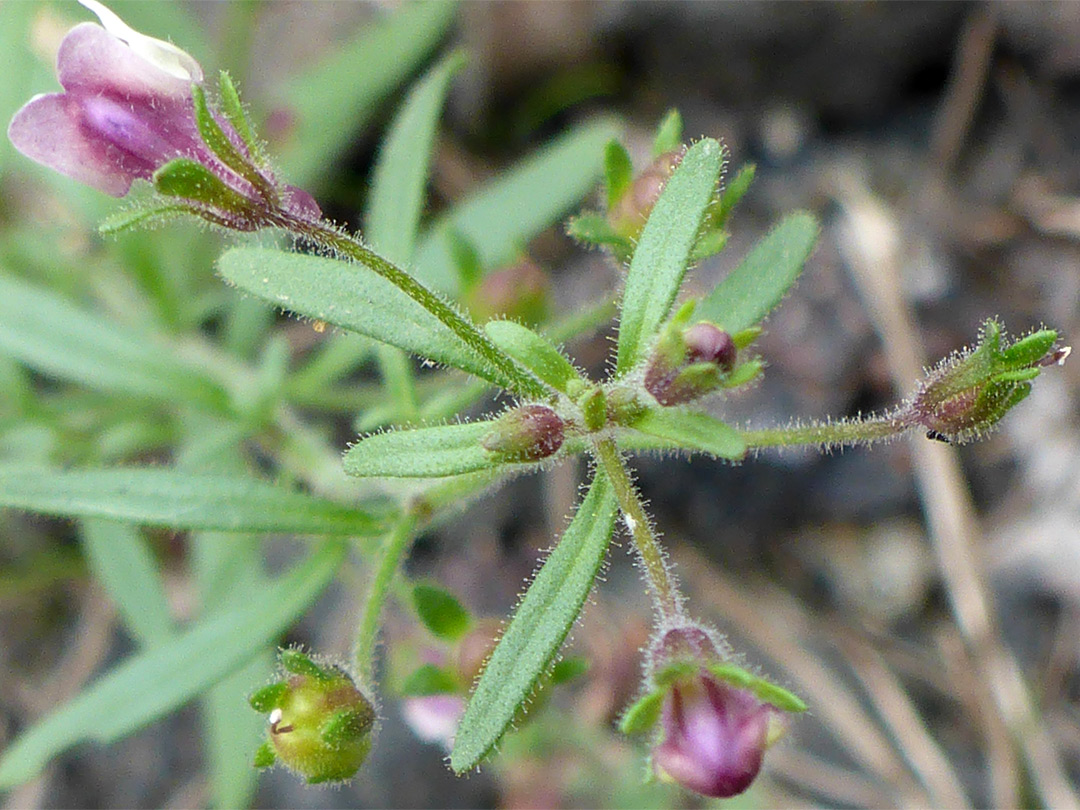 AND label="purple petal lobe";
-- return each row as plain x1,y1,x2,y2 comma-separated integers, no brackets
8,93,137,196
